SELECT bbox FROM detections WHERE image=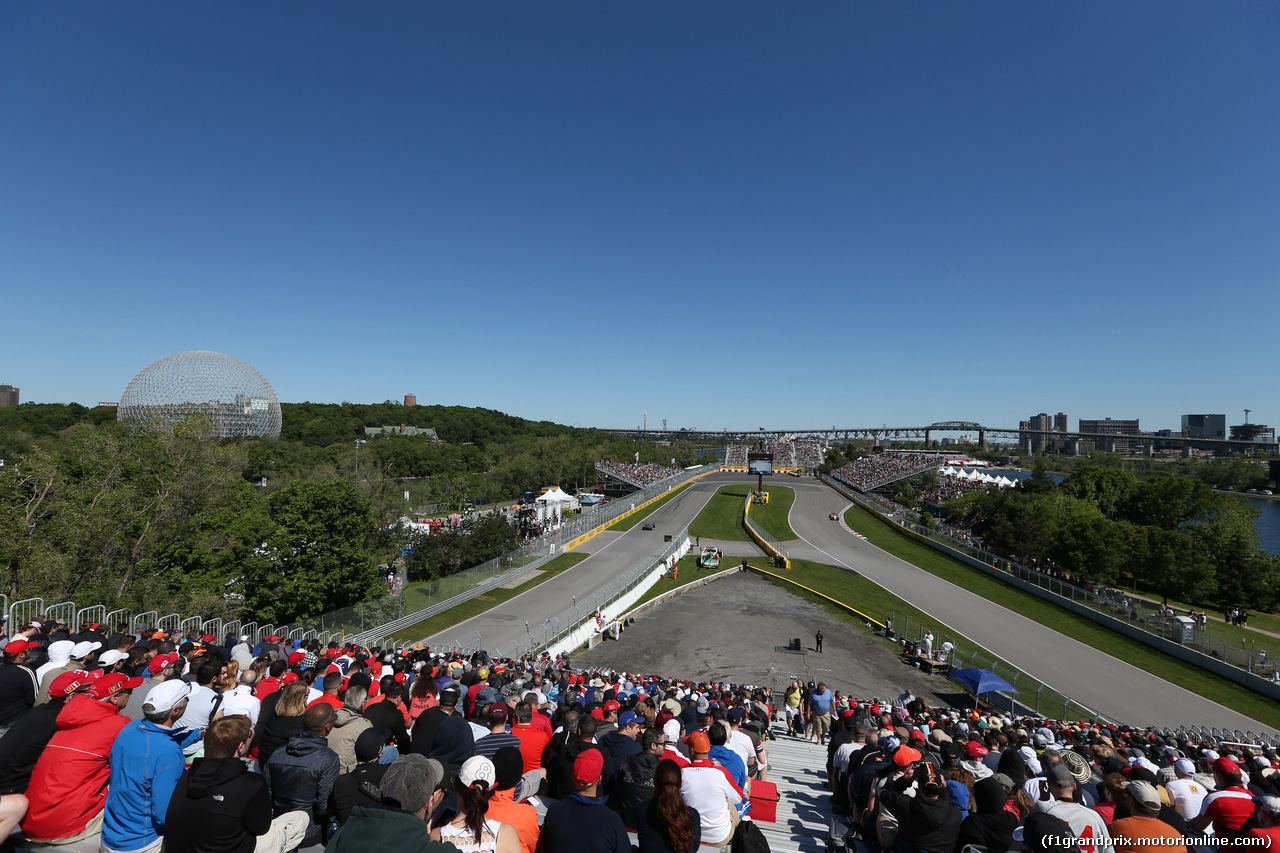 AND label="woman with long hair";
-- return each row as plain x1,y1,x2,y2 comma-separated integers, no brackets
432,755,519,853
256,682,309,767
408,668,439,720
636,758,700,853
